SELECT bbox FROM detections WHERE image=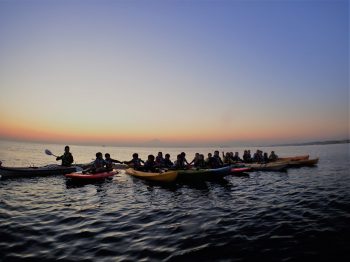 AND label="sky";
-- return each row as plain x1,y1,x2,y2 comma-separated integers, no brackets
0,0,348,147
